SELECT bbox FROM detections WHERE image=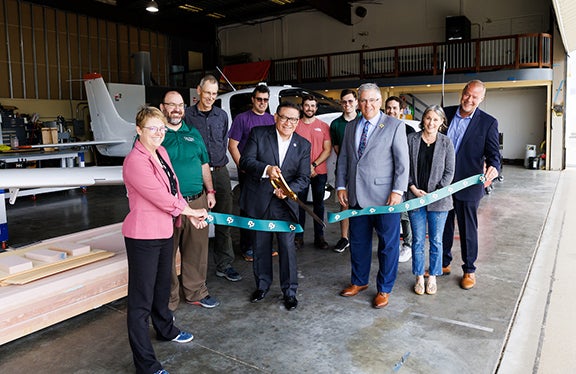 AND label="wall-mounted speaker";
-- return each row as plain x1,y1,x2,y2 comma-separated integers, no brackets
446,16,471,41
355,6,367,18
